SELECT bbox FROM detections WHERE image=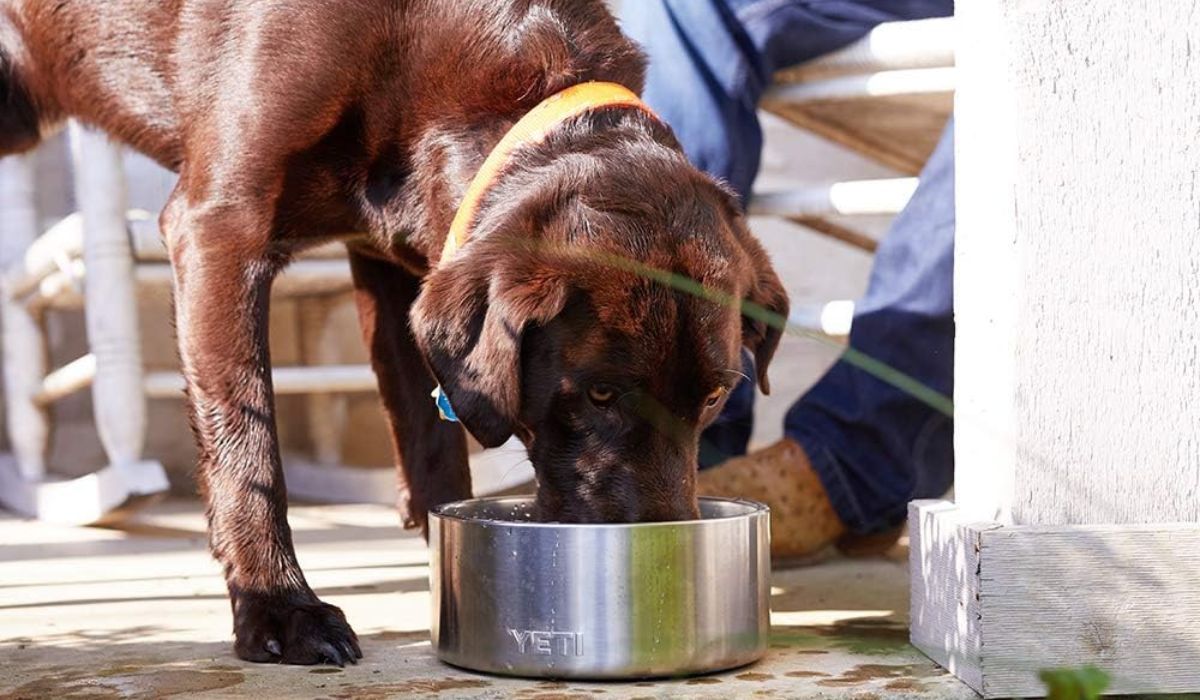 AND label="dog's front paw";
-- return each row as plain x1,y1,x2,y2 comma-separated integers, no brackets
232,590,362,666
